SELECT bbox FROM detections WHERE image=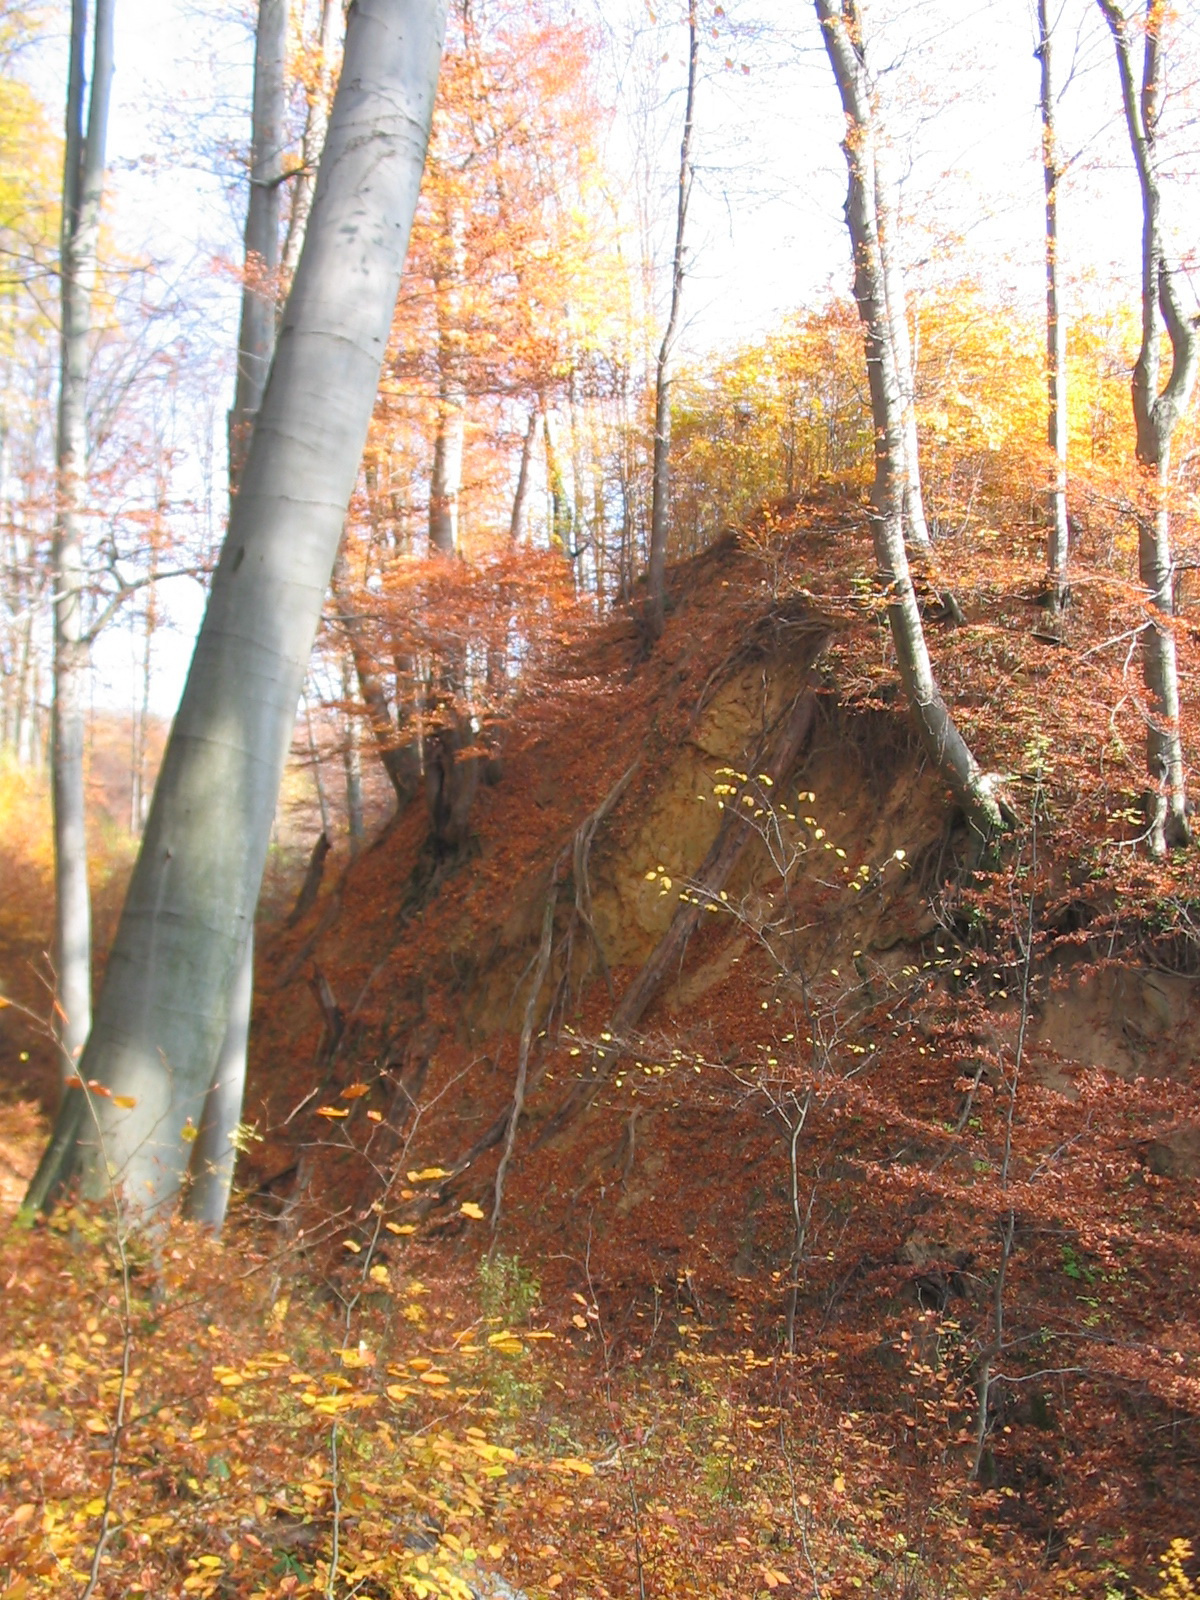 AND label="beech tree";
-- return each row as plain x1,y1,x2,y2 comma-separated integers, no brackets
52,0,114,1081
24,0,450,1222
1097,0,1198,855
1037,0,1071,617
183,0,289,1231
815,0,1003,846
226,0,286,491
645,0,698,640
